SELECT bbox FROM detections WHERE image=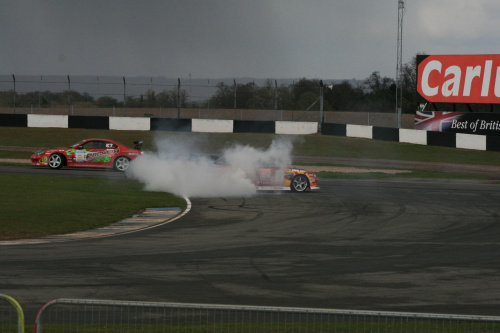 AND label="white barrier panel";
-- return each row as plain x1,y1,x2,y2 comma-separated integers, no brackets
276,121,318,135
109,116,150,131
192,119,233,133
28,114,68,128
456,133,487,151
346,124,372,139
399,129,427,145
